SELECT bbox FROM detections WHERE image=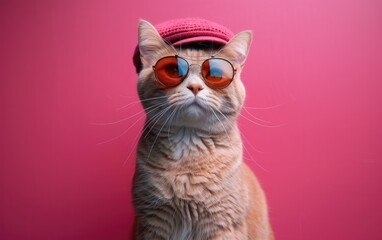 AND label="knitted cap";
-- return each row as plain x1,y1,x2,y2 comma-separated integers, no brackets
133,18,234,73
